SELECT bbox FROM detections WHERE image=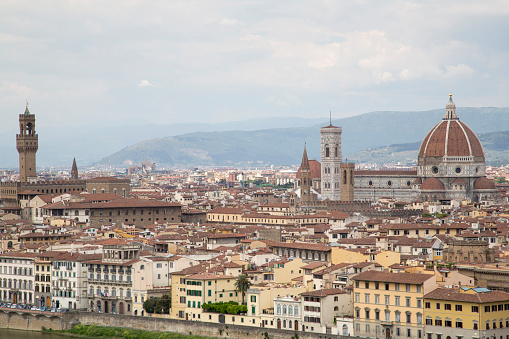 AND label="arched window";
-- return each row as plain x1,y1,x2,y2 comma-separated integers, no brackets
334,306,339,311
288,306,293,315
325,146,330,157
277,304,281,314
283,305,287,314
294,306,299,316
